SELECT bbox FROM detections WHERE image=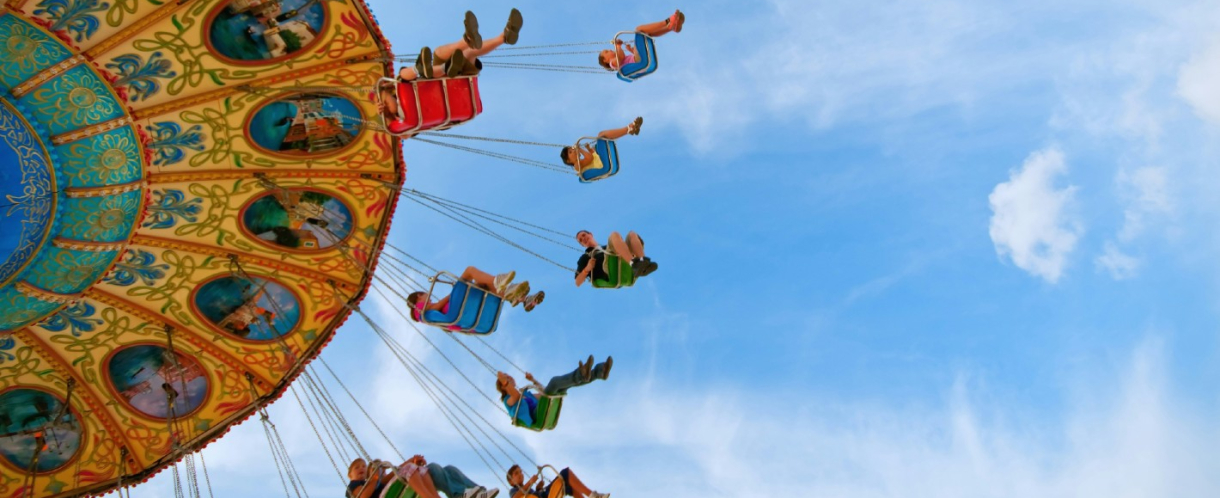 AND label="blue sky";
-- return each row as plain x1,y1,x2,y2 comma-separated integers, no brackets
141,0,1220,496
